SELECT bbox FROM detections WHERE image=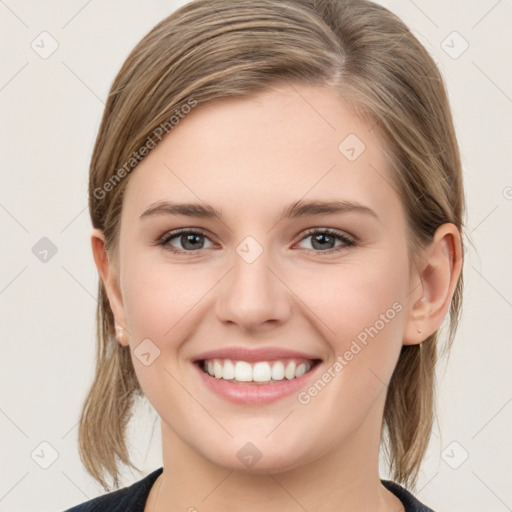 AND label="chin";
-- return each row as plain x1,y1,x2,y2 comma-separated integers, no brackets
194,433,317,475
